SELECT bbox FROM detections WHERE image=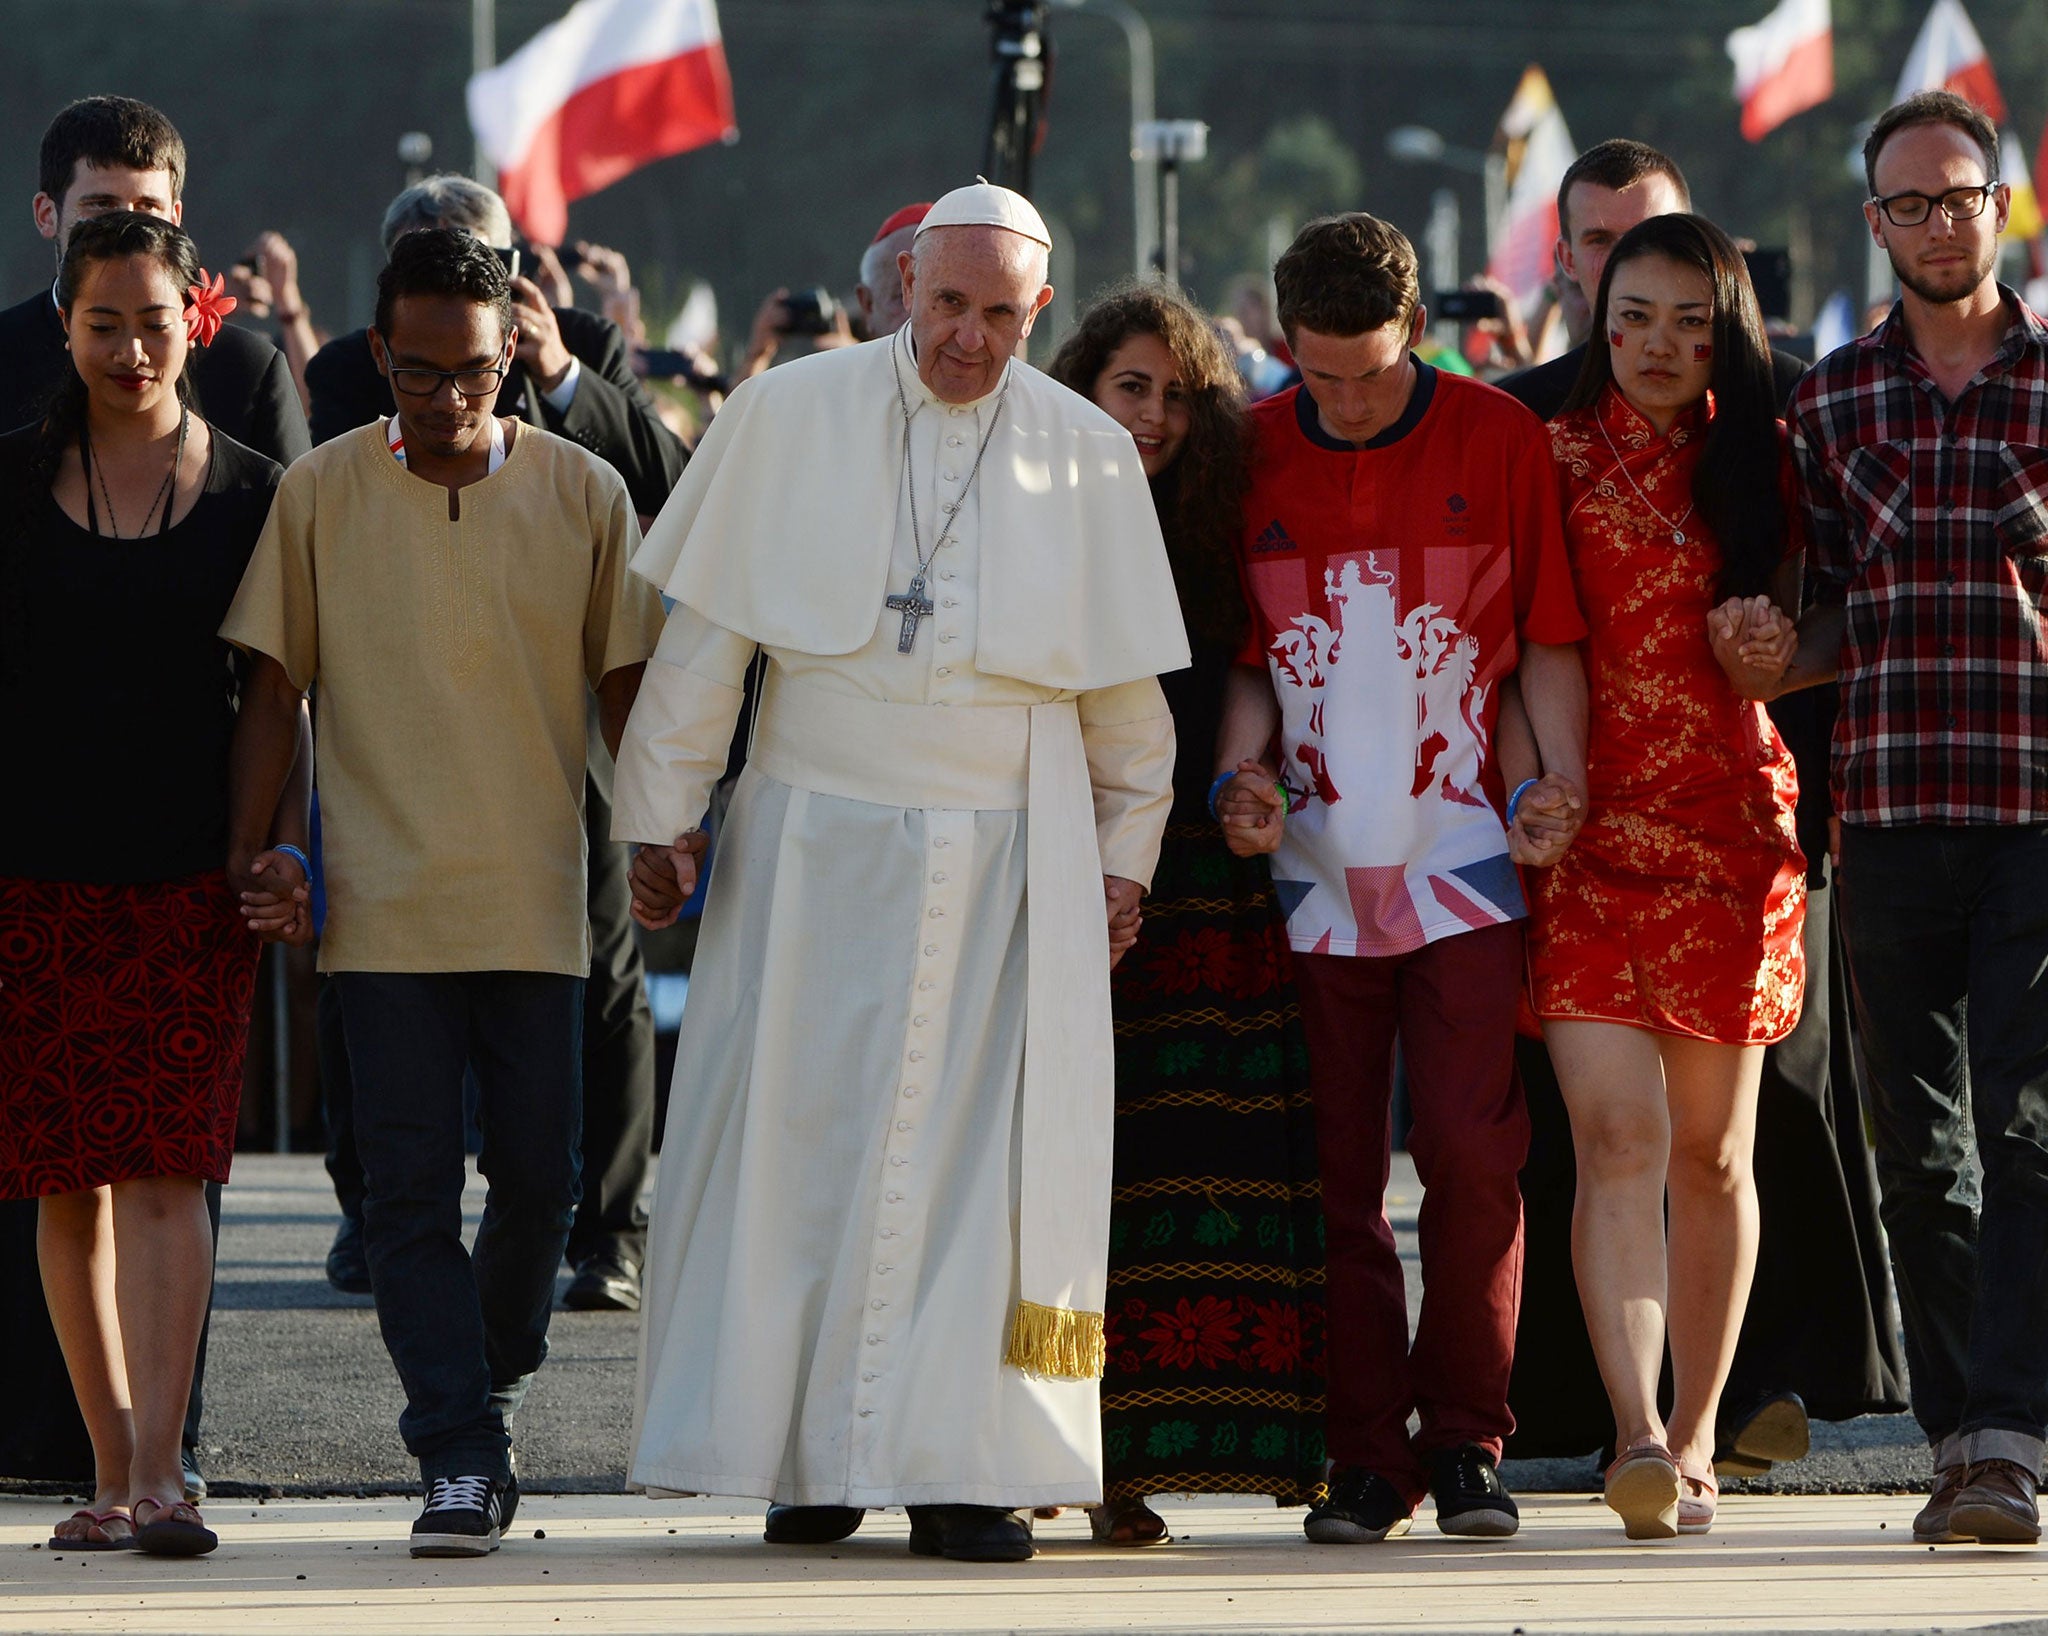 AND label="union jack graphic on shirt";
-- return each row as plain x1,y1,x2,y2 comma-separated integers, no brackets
1263,552,1525,957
